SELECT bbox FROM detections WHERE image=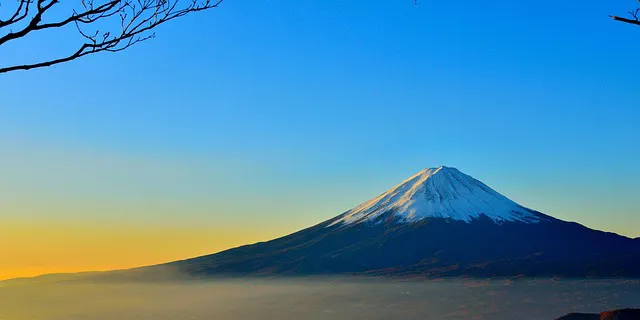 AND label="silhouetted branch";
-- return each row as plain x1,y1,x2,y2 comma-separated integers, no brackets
0,0,224,73
611,6,640,26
